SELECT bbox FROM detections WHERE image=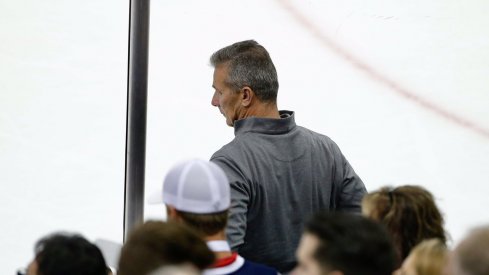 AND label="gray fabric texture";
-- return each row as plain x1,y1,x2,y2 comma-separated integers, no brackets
210,110,366,273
